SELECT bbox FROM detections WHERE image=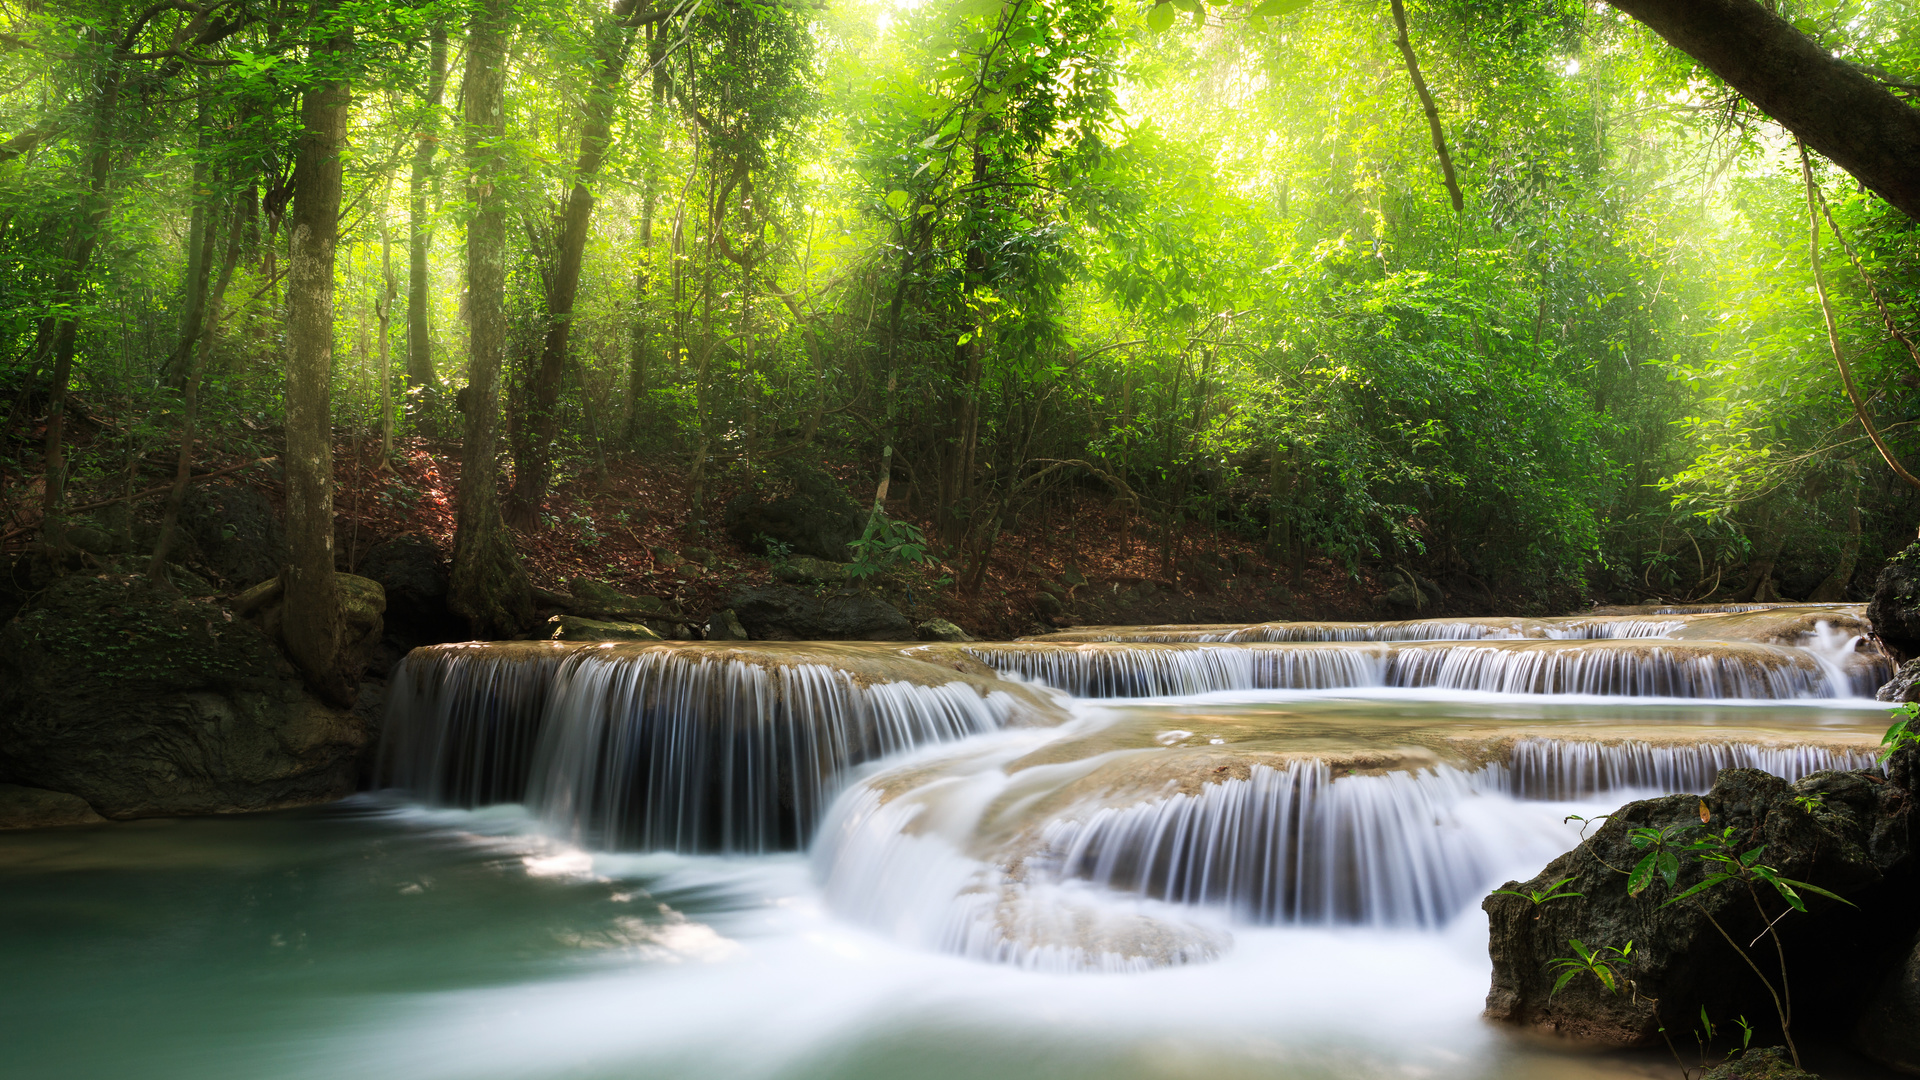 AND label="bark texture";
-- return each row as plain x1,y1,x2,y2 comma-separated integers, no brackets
1604,0,1920,220
448,0,534,638
282,0,350,703
406,23,447,400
